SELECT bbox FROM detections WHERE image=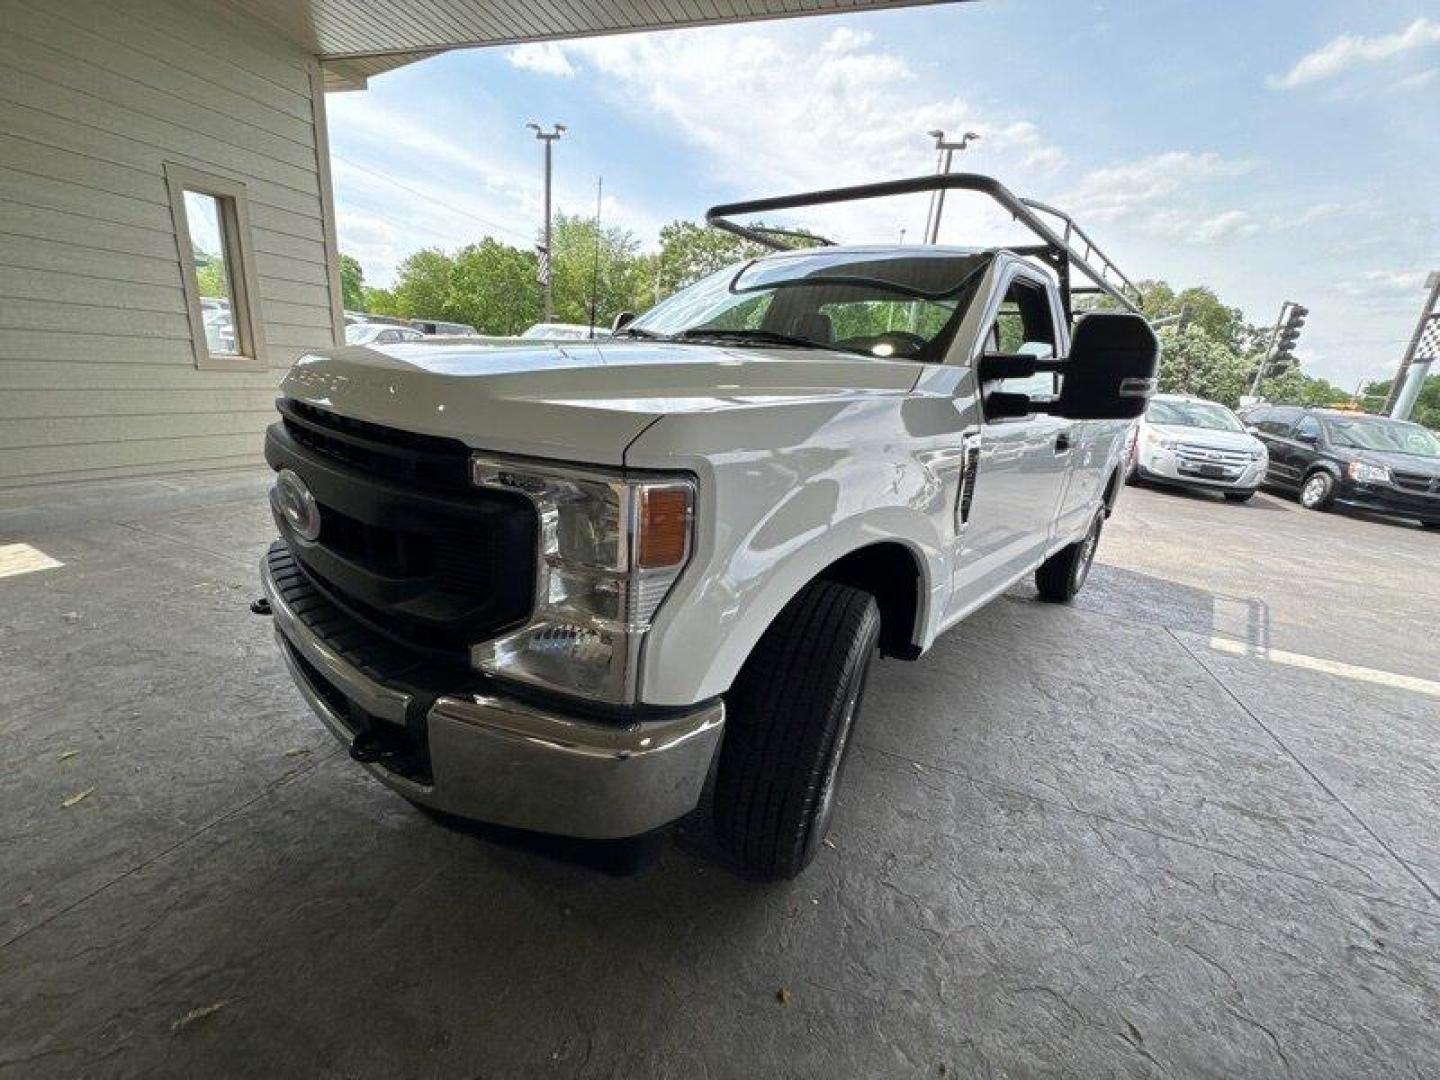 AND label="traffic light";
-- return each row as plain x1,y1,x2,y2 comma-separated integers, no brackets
1274,303,1308,364
1266,353,1298,377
